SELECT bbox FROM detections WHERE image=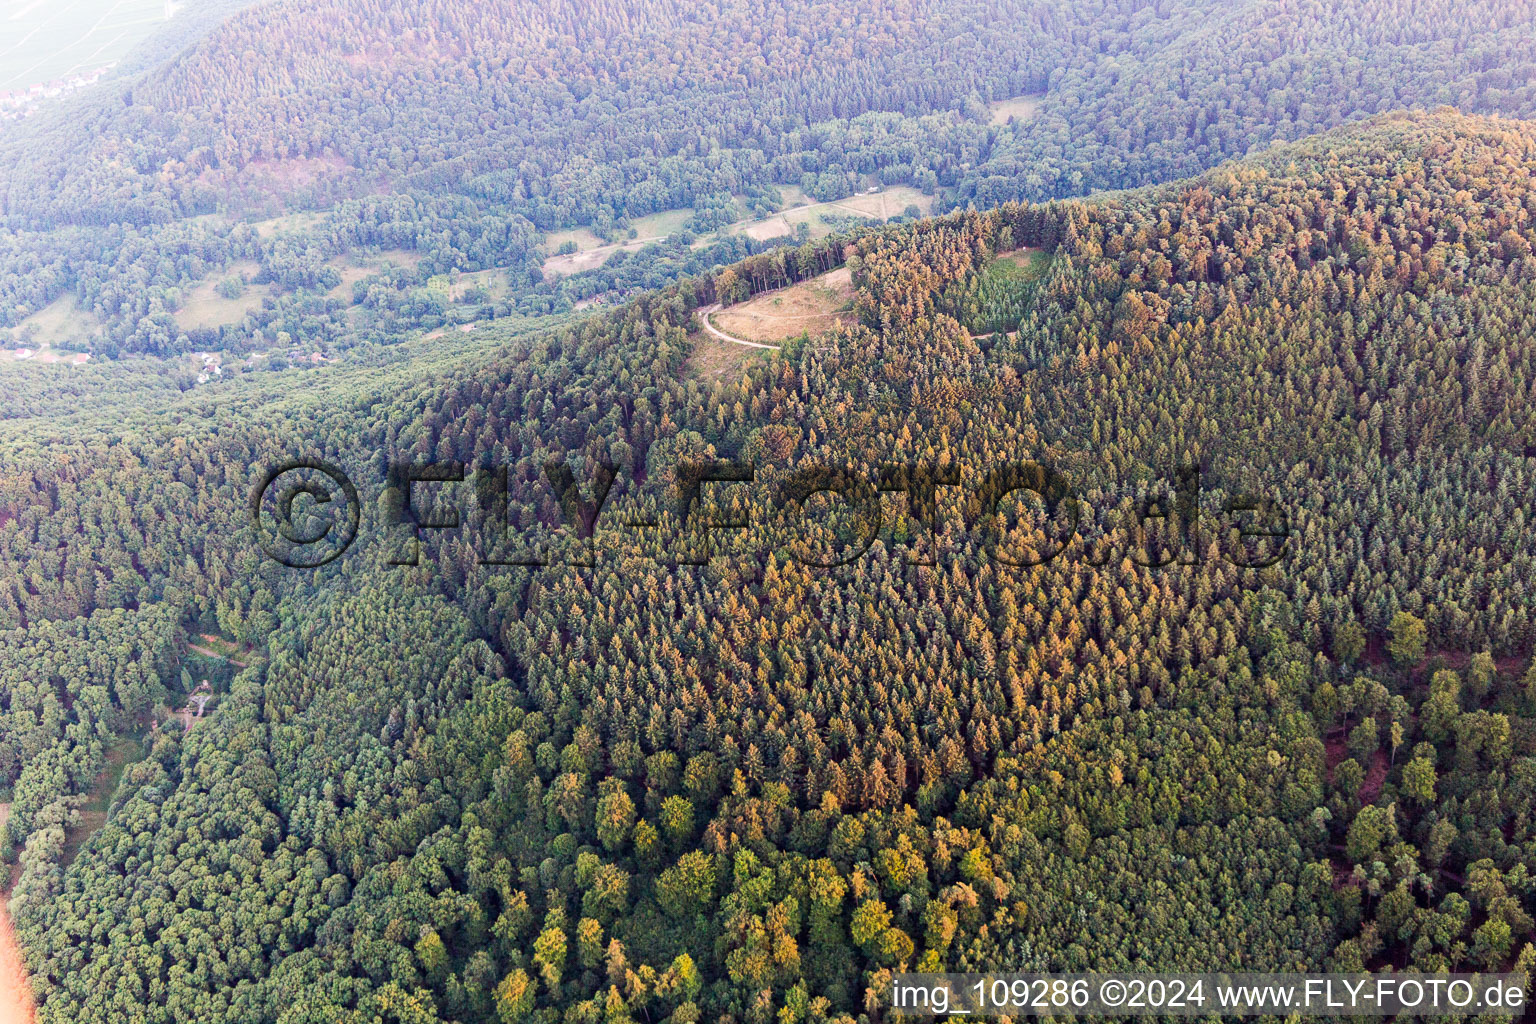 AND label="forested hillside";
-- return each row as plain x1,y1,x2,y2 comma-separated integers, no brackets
4,110,1536,1021
4,0,1536,358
